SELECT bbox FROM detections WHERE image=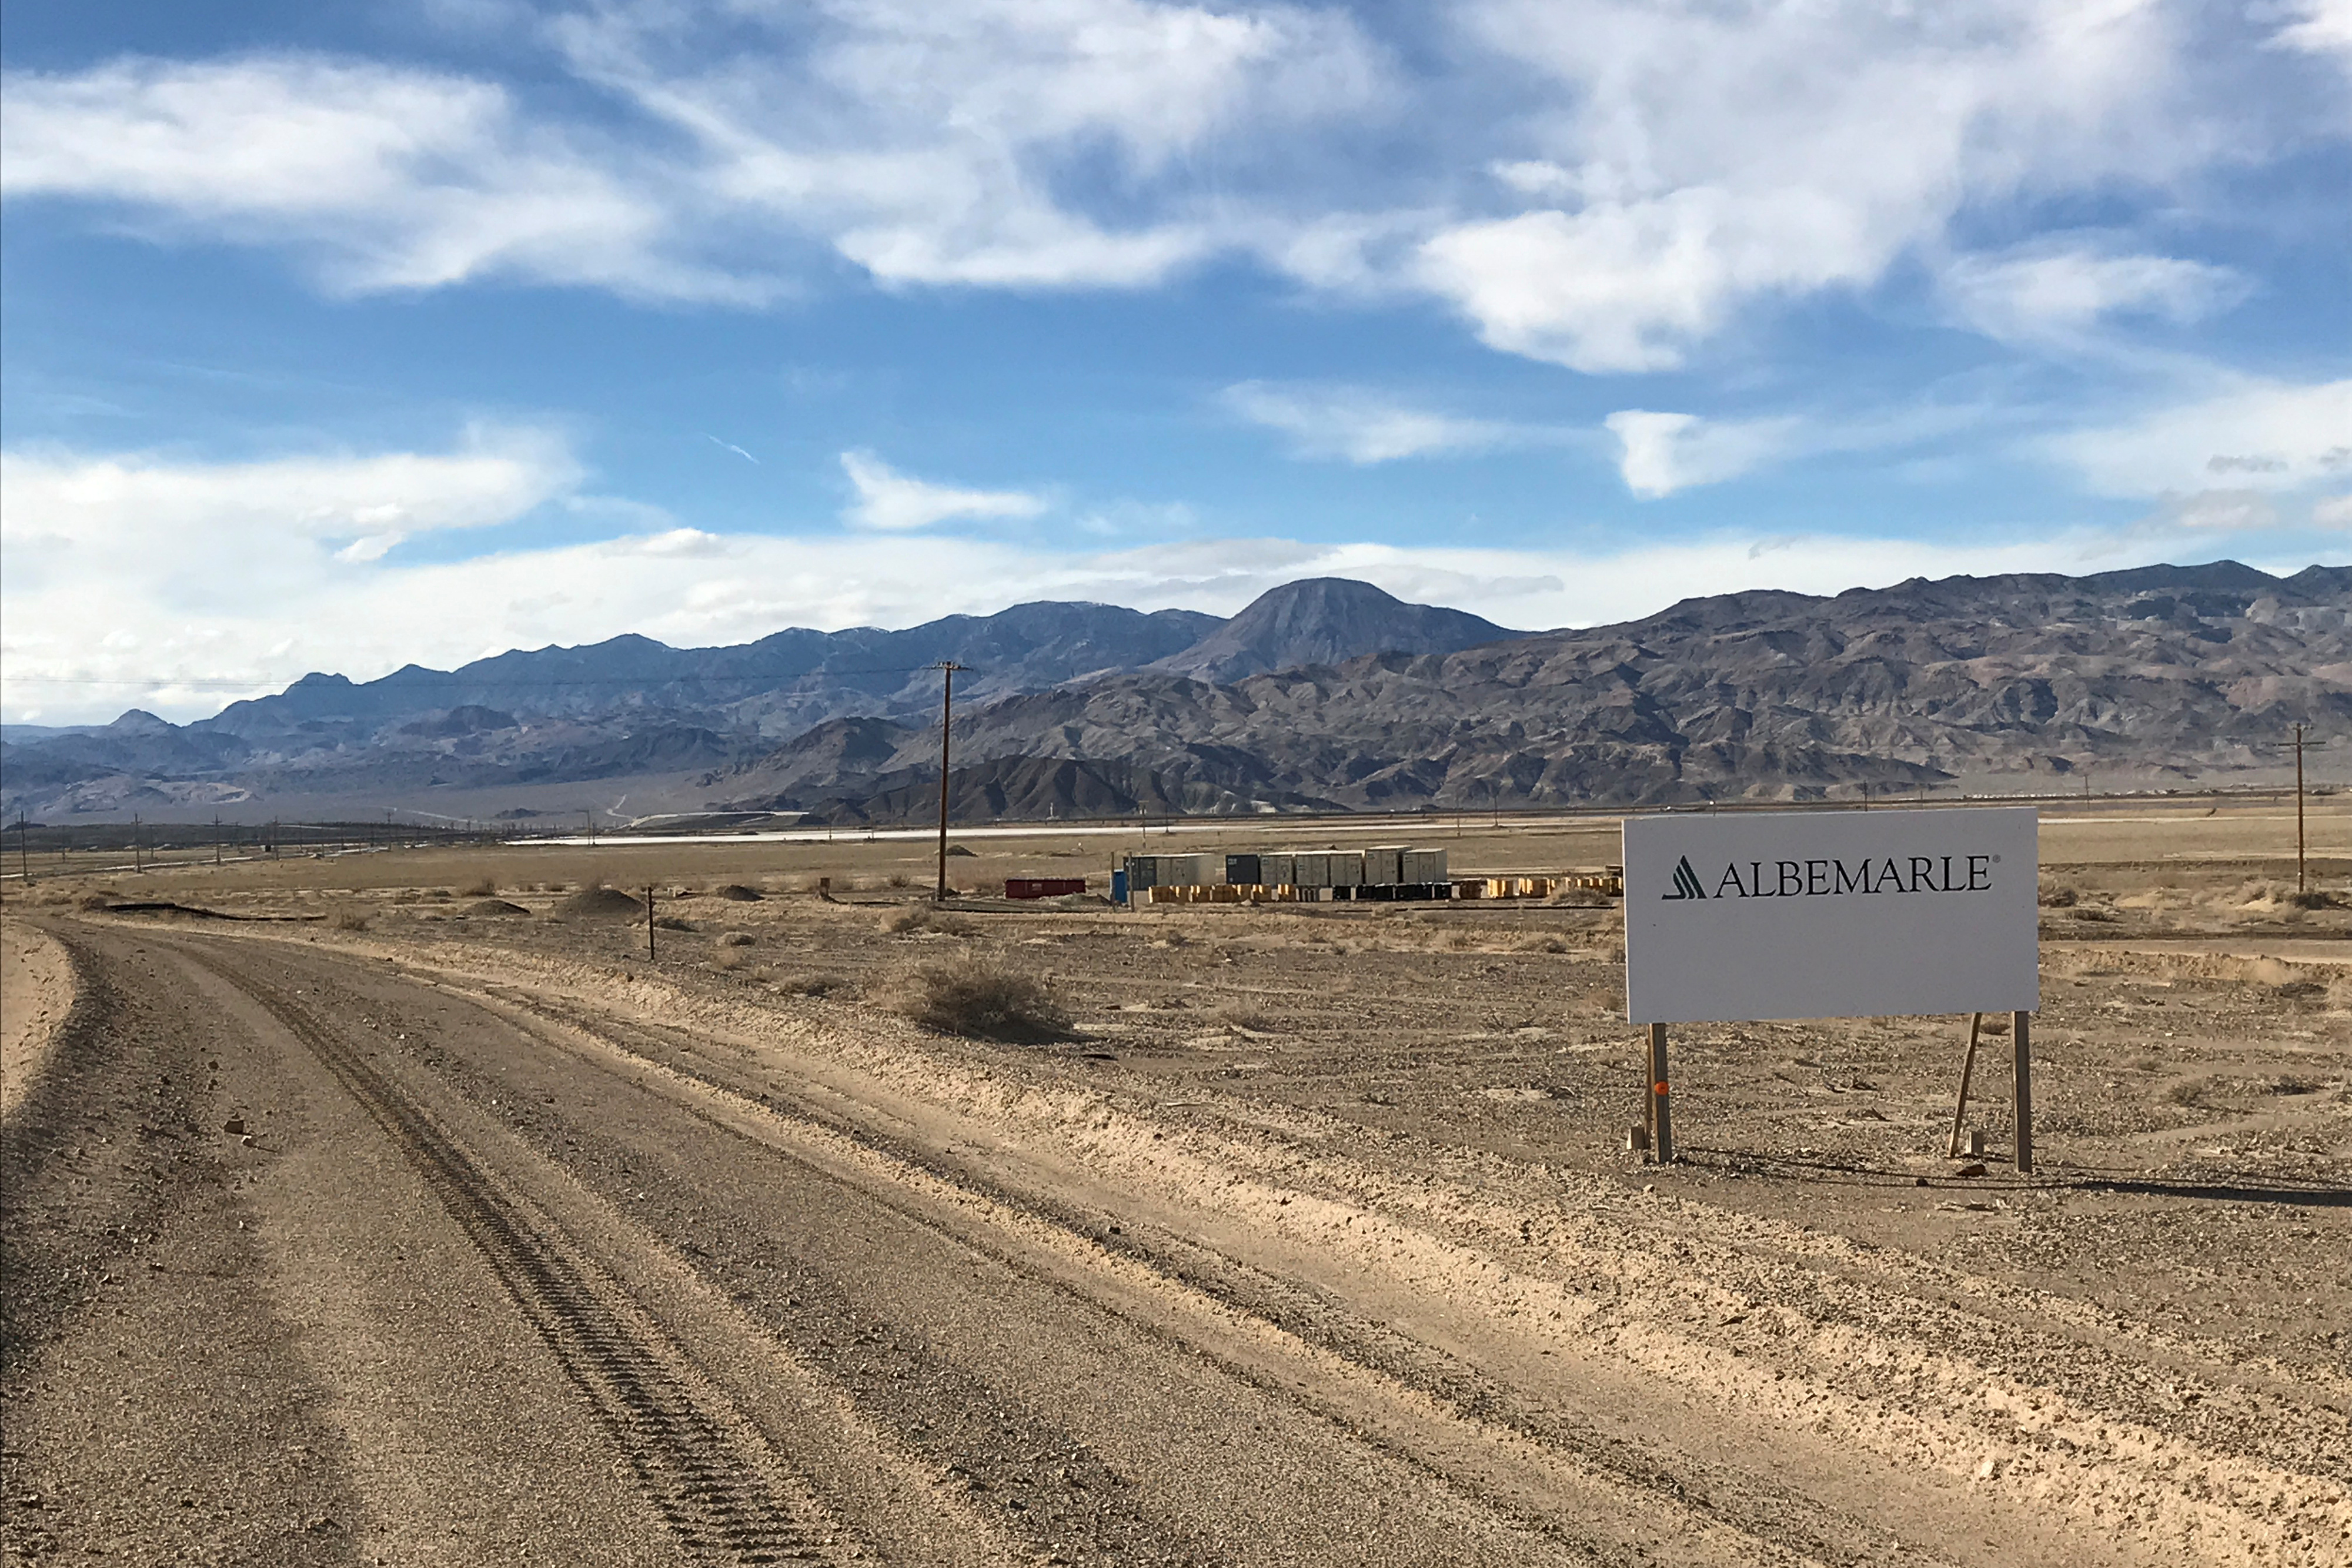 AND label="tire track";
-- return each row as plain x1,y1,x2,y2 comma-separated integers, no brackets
190,950,858,1568
491,987,1910,1567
